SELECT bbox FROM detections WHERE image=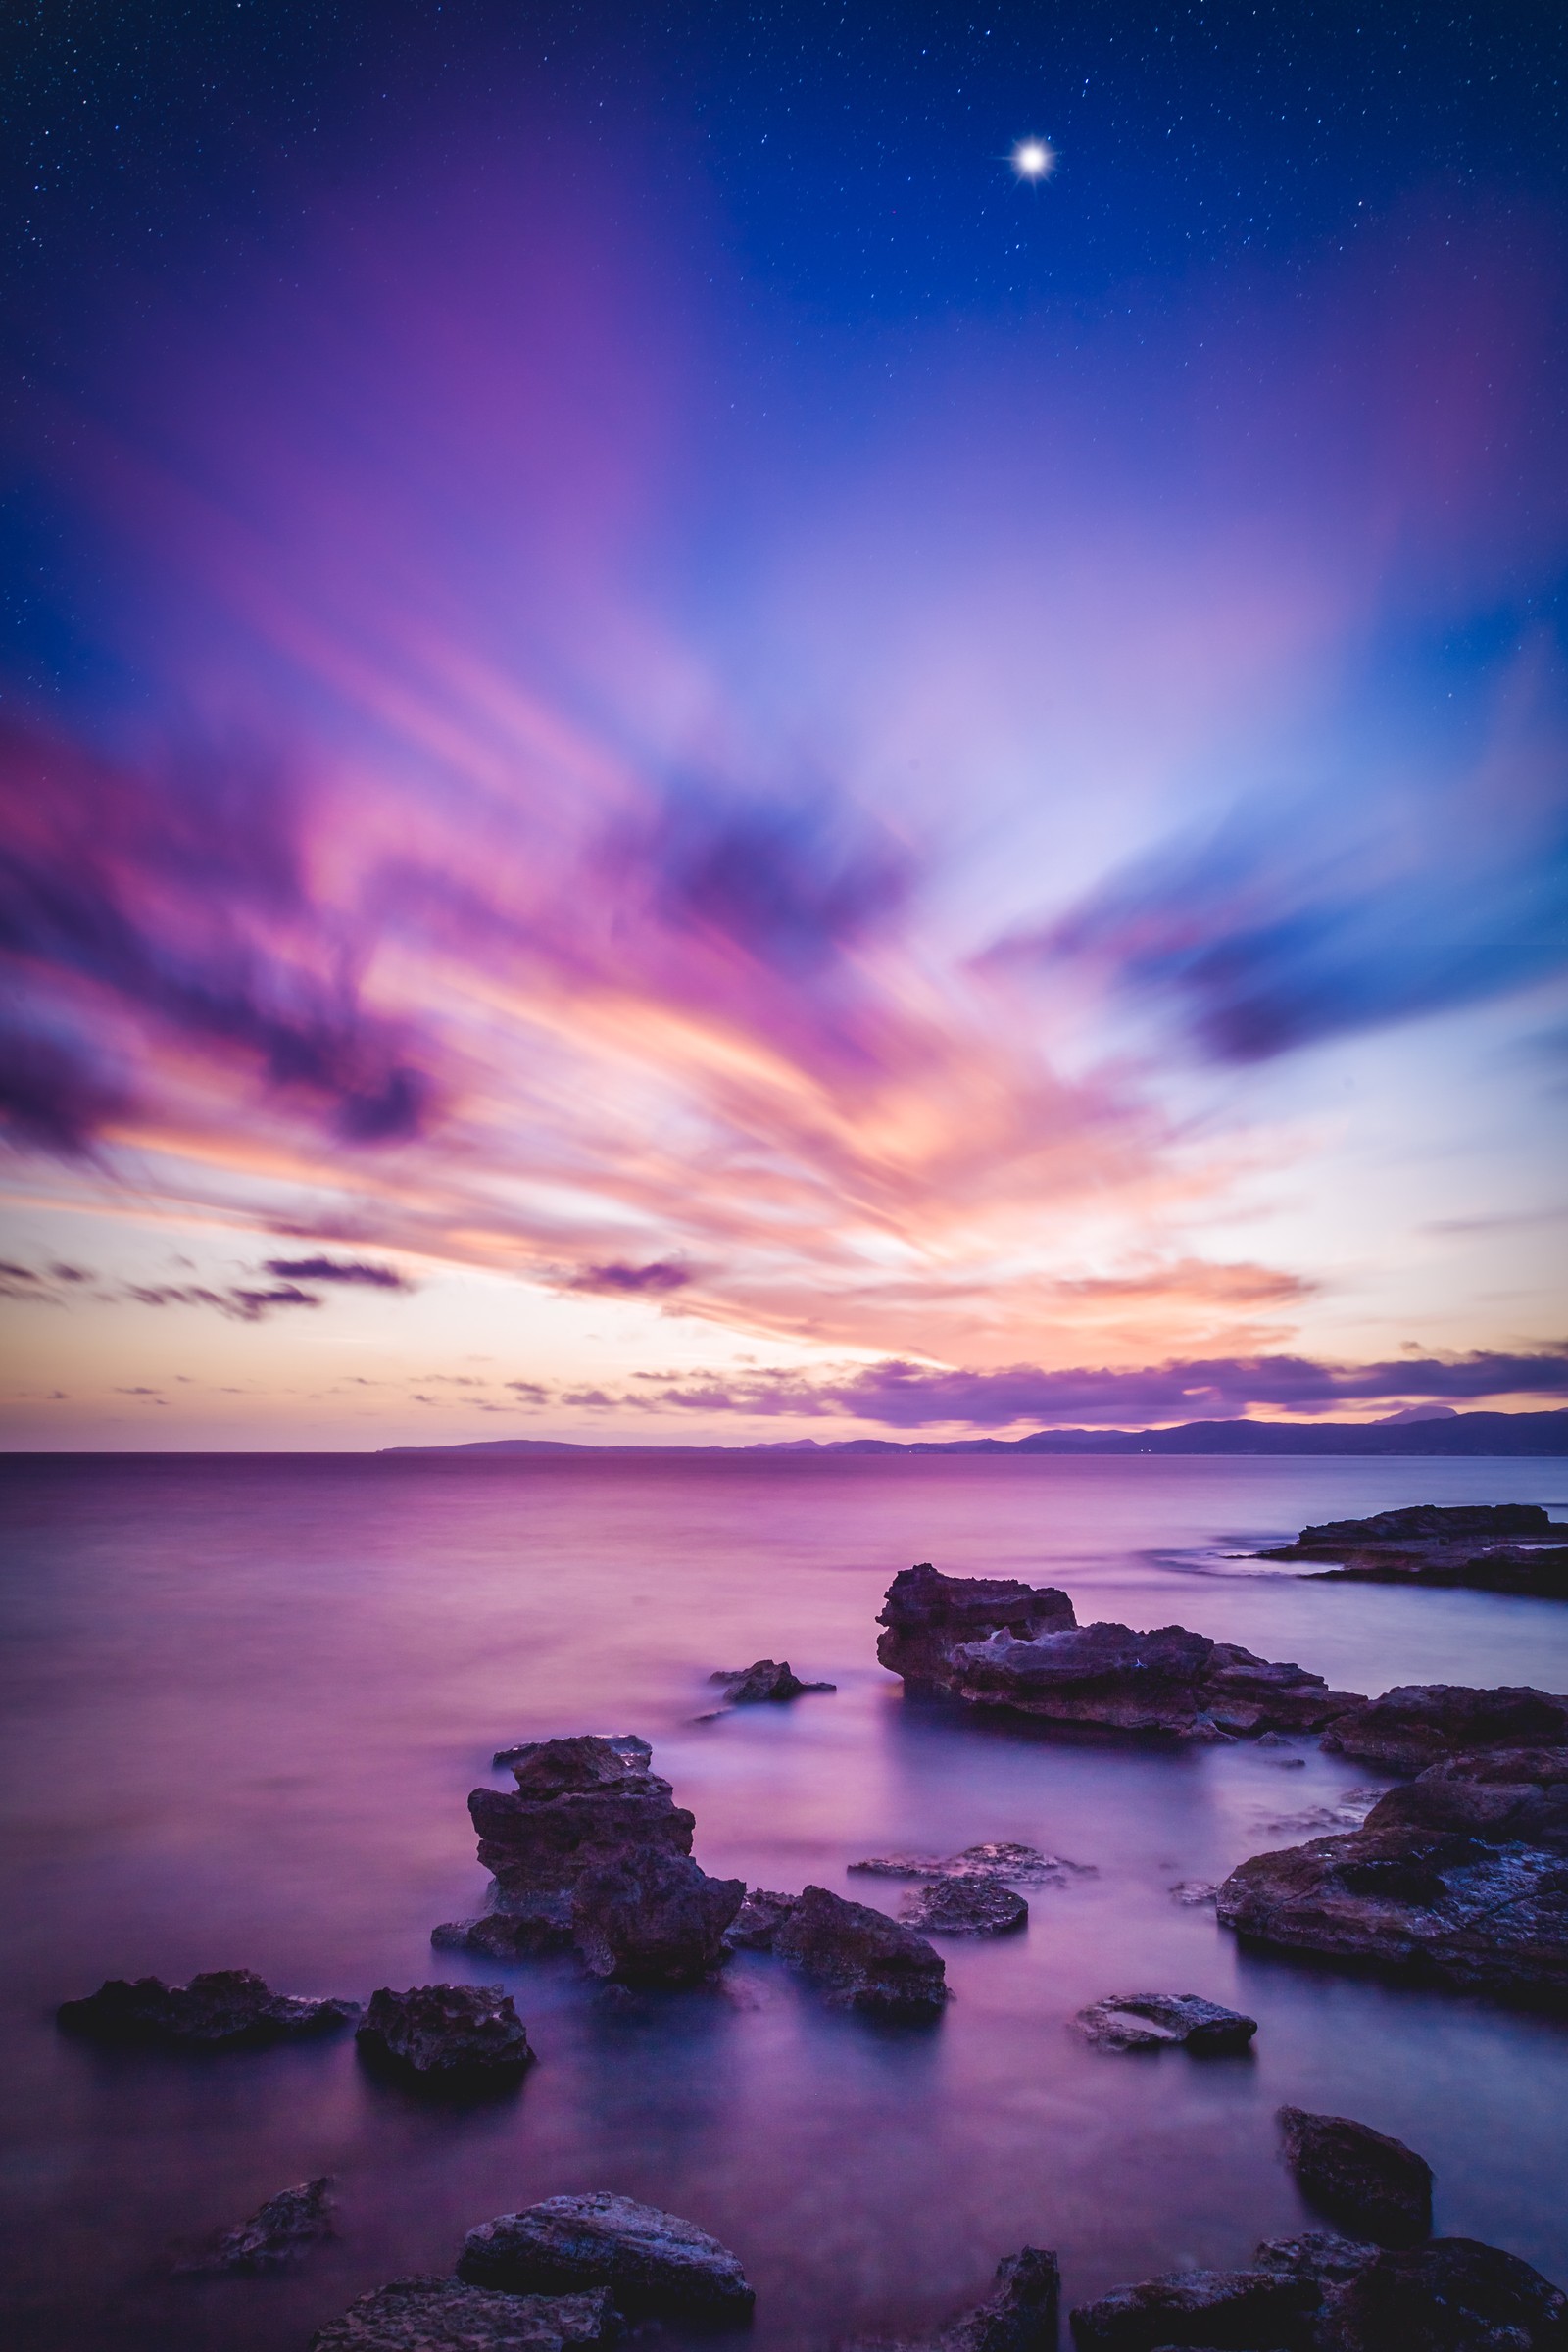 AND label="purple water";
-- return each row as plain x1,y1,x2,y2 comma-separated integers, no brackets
3,1449,1567,2350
